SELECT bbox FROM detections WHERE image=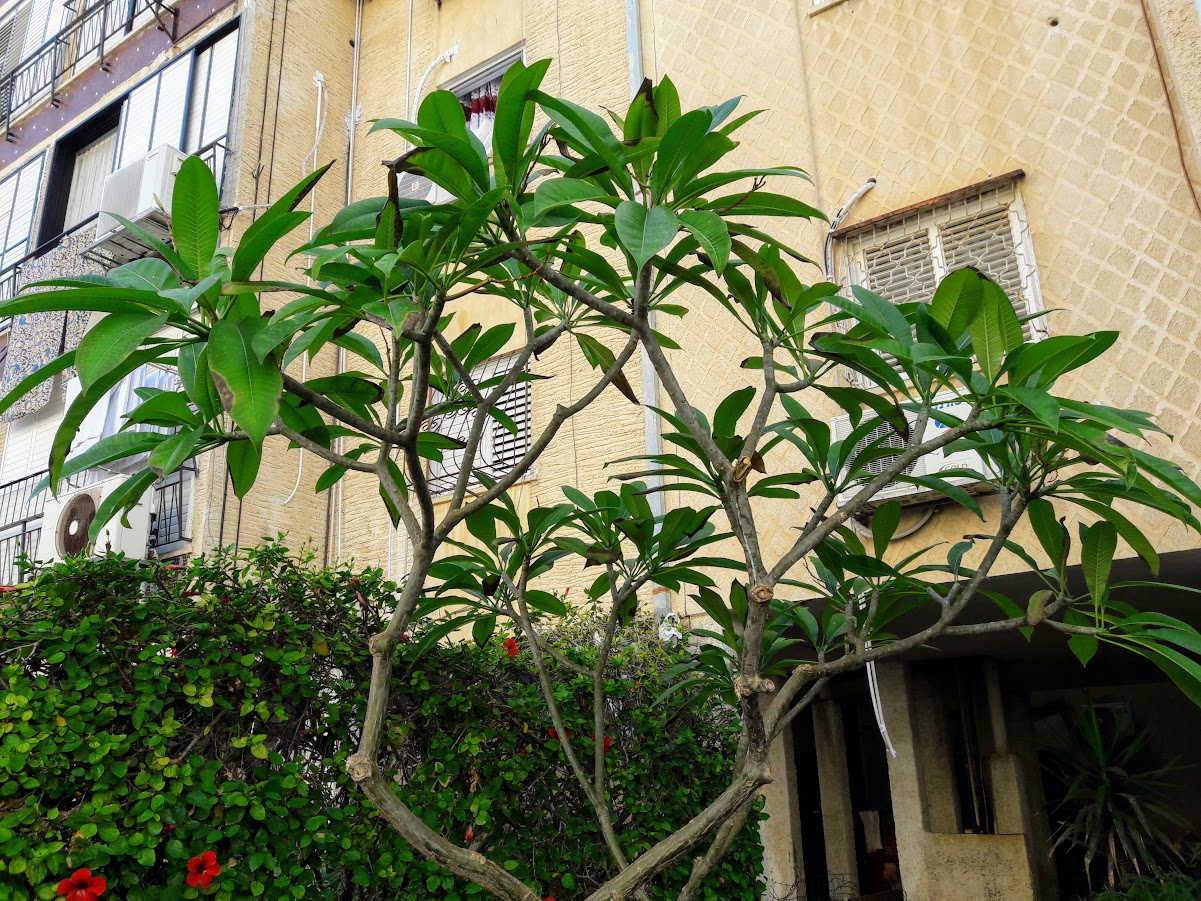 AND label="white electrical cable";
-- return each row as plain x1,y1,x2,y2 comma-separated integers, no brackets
865,643,897,758
824,177,900,757
283,72,328,506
